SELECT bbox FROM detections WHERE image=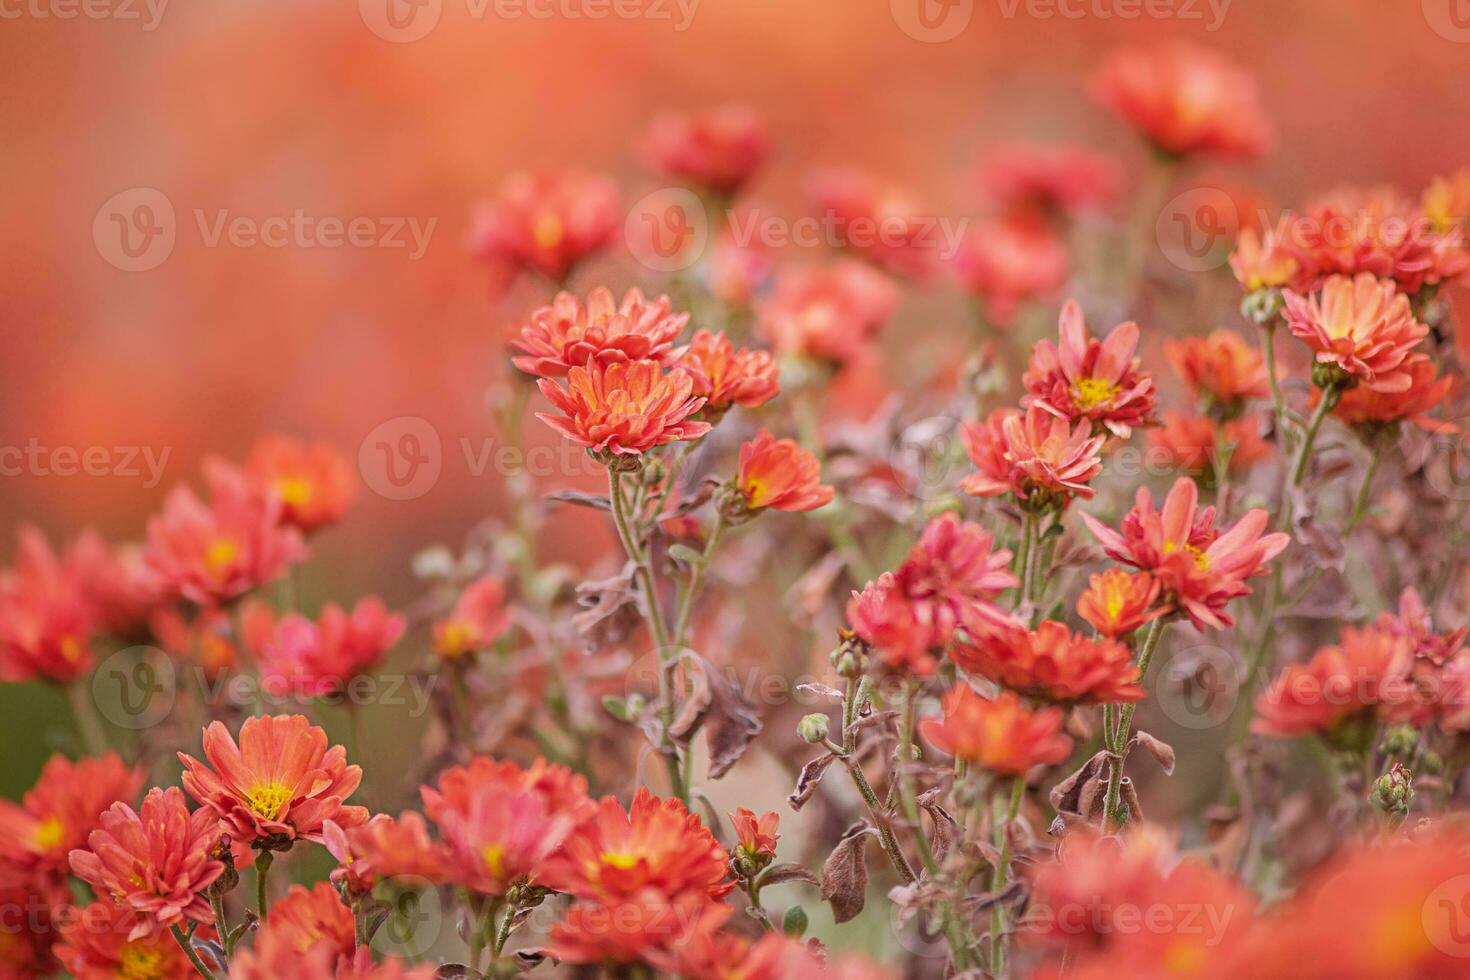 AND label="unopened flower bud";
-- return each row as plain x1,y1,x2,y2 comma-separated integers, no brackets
641,459,668,488
830,630,870,679
797,713,830,744
207,835,239,898
1380,725,1418,760
1241,288,1284,325
1369,764,1413,817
